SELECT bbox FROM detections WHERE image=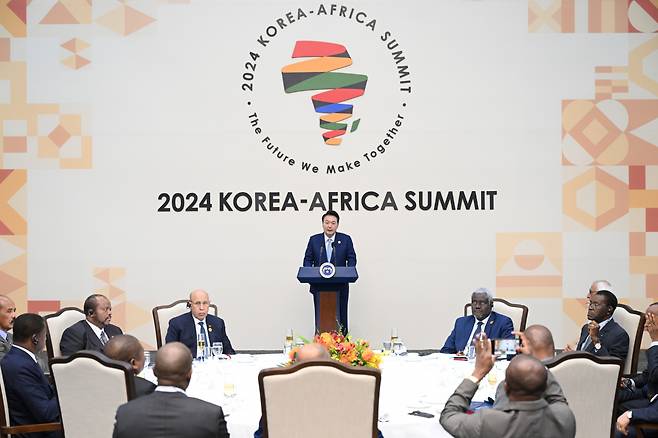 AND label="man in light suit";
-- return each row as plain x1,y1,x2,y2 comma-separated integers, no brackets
303,210,357,333
440,333,576,438
0,294,17,360
565,289,629,362
60,294,123,356
104,335,156,398
440,288,514,354
165,289,235,357
1,313,61,437
113,342,229,438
